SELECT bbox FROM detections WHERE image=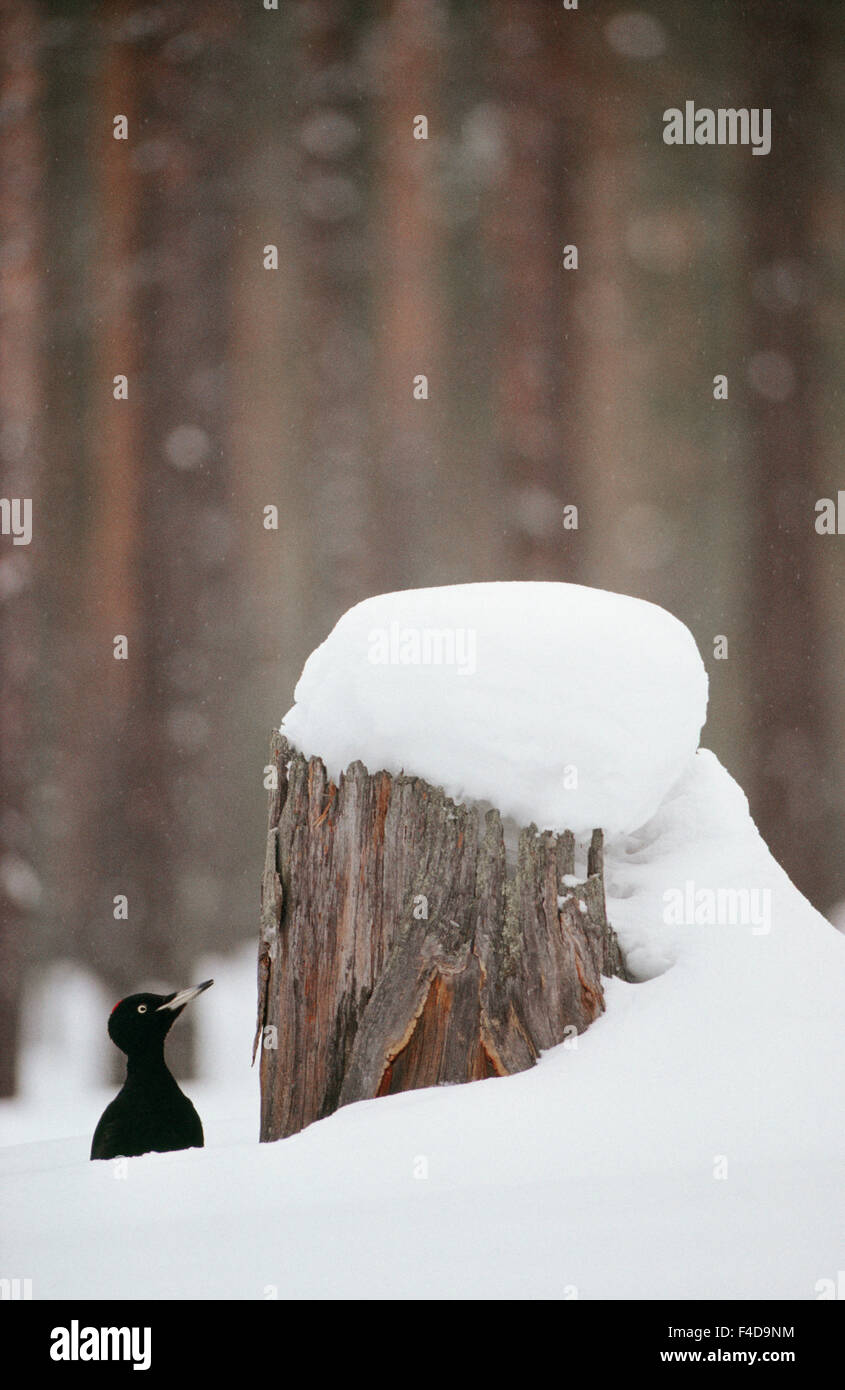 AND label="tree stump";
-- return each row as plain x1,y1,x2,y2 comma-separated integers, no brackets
256,731,627,1142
